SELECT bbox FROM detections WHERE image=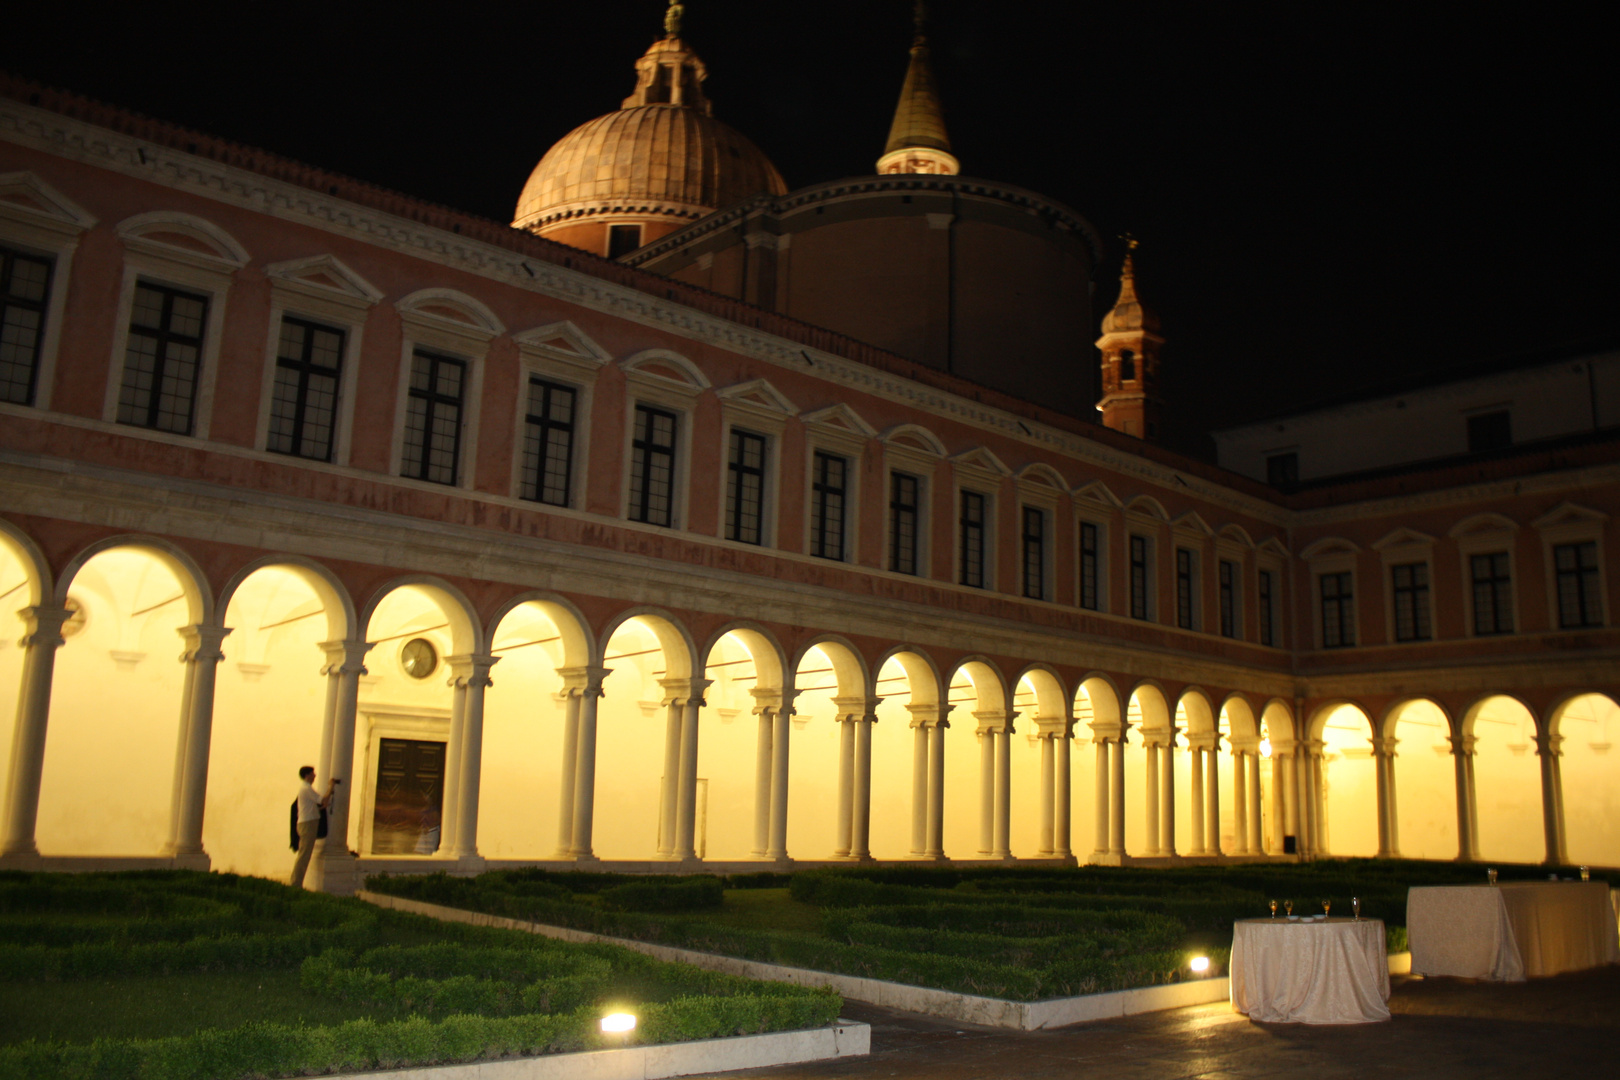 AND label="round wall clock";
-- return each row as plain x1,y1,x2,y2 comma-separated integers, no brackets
401,637,438,679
